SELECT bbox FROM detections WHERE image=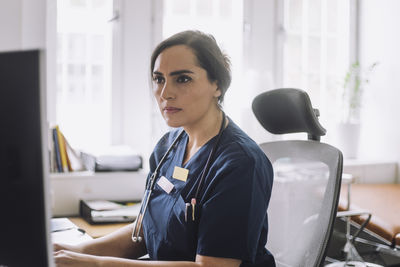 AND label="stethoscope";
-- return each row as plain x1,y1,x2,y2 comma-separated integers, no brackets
131,112,226,243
